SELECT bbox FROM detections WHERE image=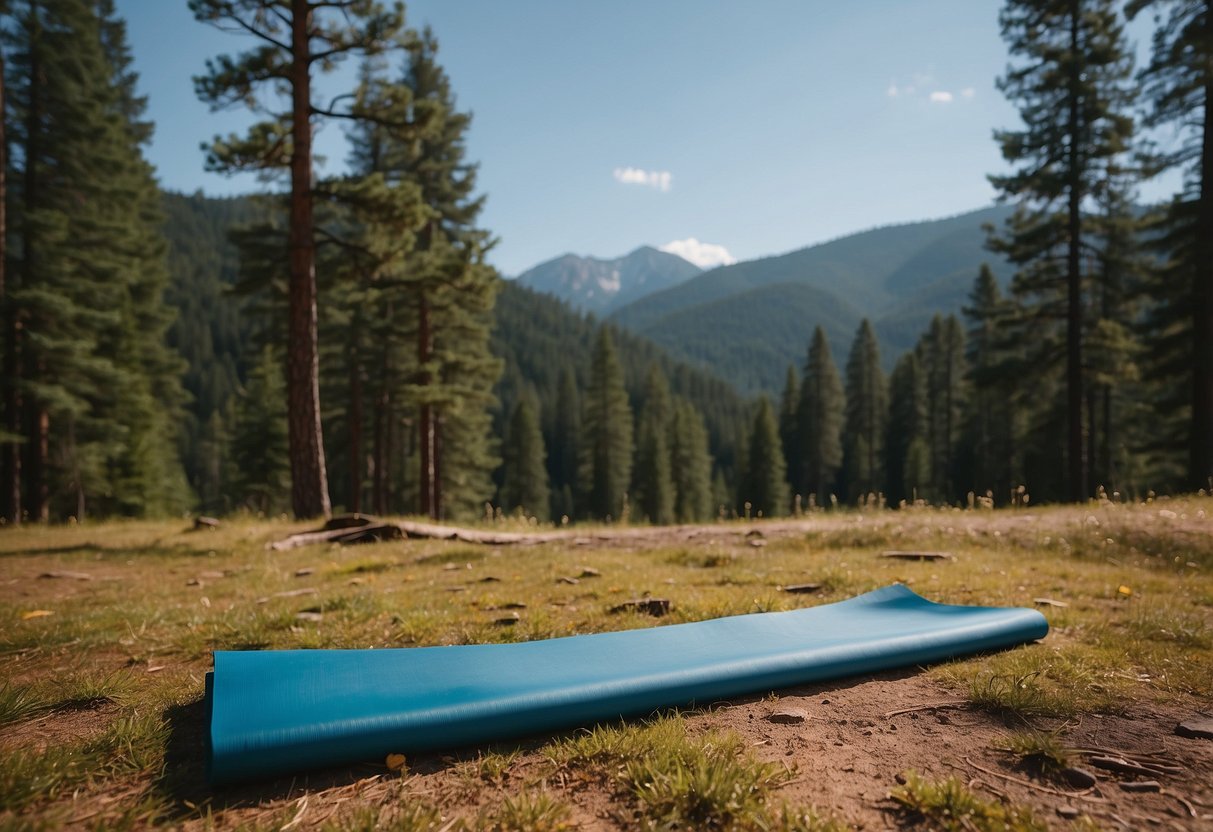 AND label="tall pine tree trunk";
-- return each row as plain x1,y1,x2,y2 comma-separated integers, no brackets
418,291,436,518
21,20,46,522
1065,1,1087,502
348,341,362,514
0,43,18,525
286,0,331,519
1194,64,1213,490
